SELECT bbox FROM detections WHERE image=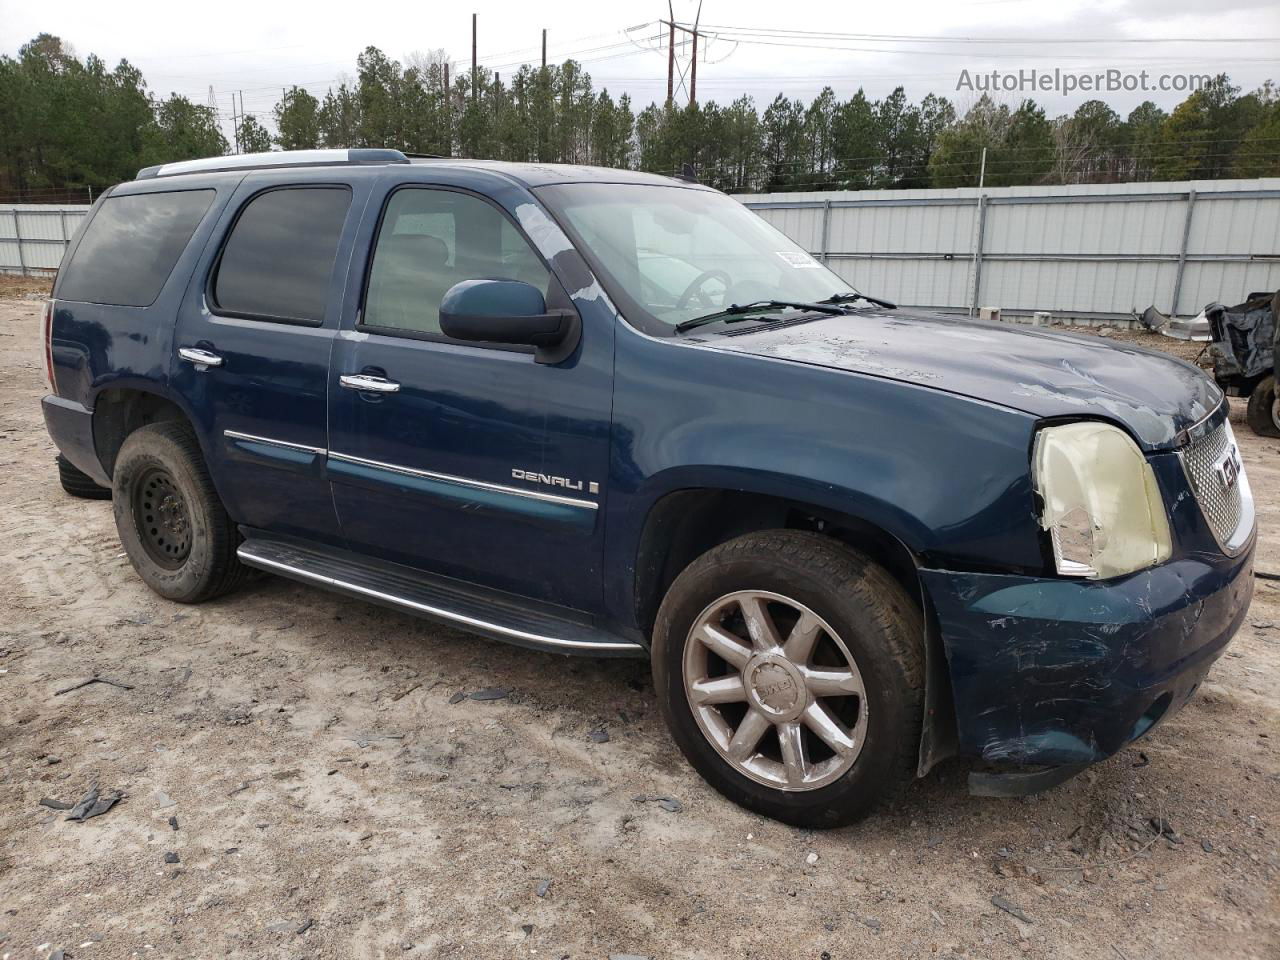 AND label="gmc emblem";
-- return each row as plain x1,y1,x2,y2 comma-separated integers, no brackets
1213,446,1242,492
